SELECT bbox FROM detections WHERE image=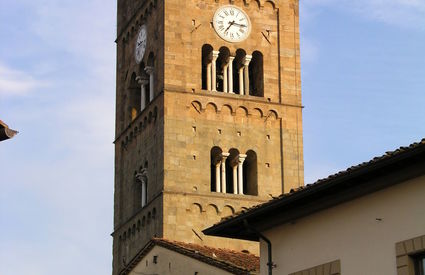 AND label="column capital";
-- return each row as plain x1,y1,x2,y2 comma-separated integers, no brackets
136,76,149,86
229,56,235,61
145,66,154,75
221,152,230,160
135,169,148,184
238,154,248,163
243,55,252,66
212,50,220,59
